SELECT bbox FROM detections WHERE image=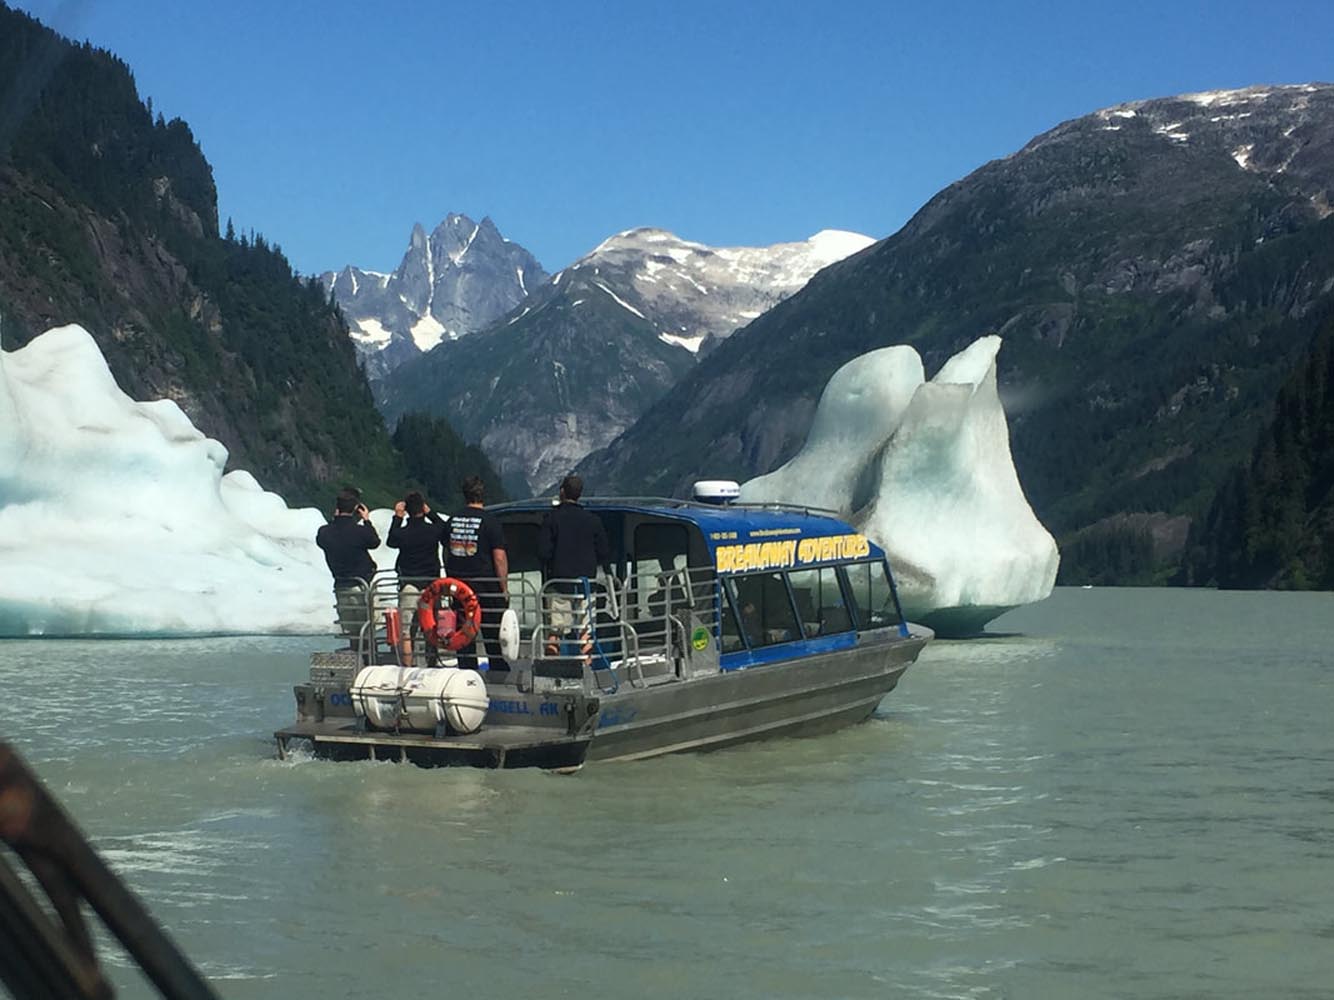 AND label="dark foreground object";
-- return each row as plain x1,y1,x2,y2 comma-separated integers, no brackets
0,743,219,1000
